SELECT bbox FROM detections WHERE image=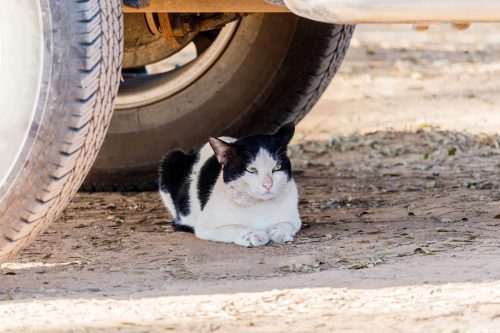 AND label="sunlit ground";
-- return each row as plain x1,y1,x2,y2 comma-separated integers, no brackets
1,282,499,332
298,24,500,139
